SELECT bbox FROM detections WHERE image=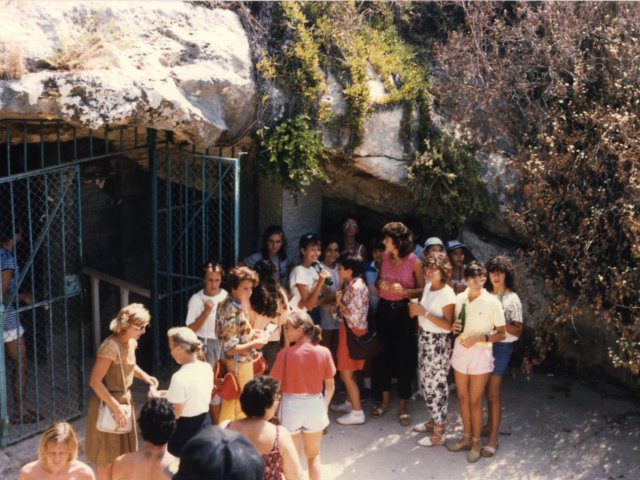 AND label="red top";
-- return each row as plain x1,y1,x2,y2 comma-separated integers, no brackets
379,251,417,301
270,340,336,395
